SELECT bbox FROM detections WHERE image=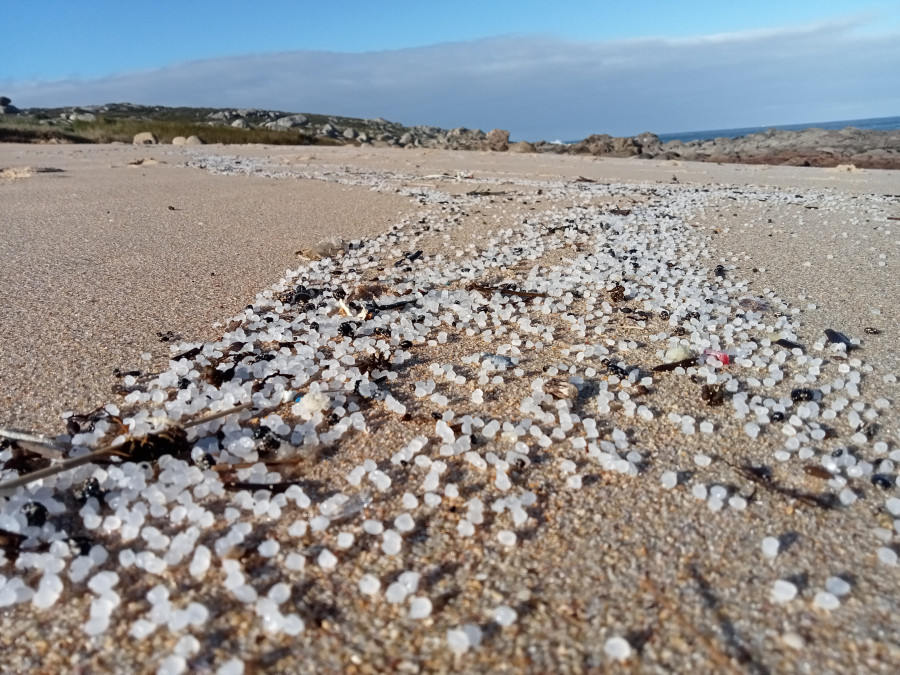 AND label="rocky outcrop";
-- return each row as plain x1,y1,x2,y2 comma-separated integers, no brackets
133,132,158,145
0,96,19,115
5,100,897,168
535,127,900,169
650,127,900,170
273,114,308,129
565,132,662,158
509,141,536,153
485,128,510,151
